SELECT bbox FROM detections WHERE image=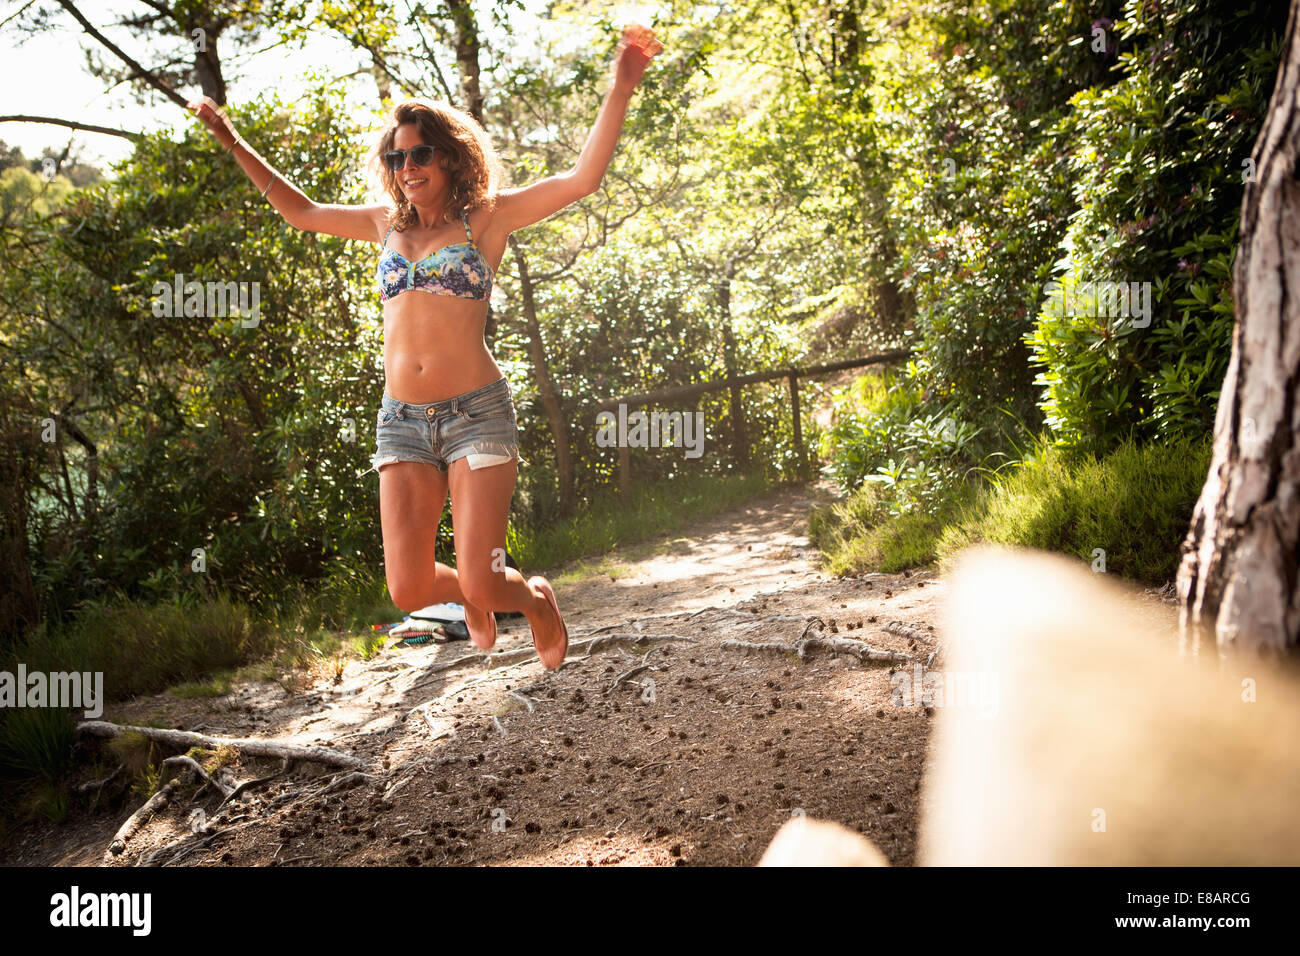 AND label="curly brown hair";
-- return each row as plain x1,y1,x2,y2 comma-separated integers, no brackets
368,99,506,232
